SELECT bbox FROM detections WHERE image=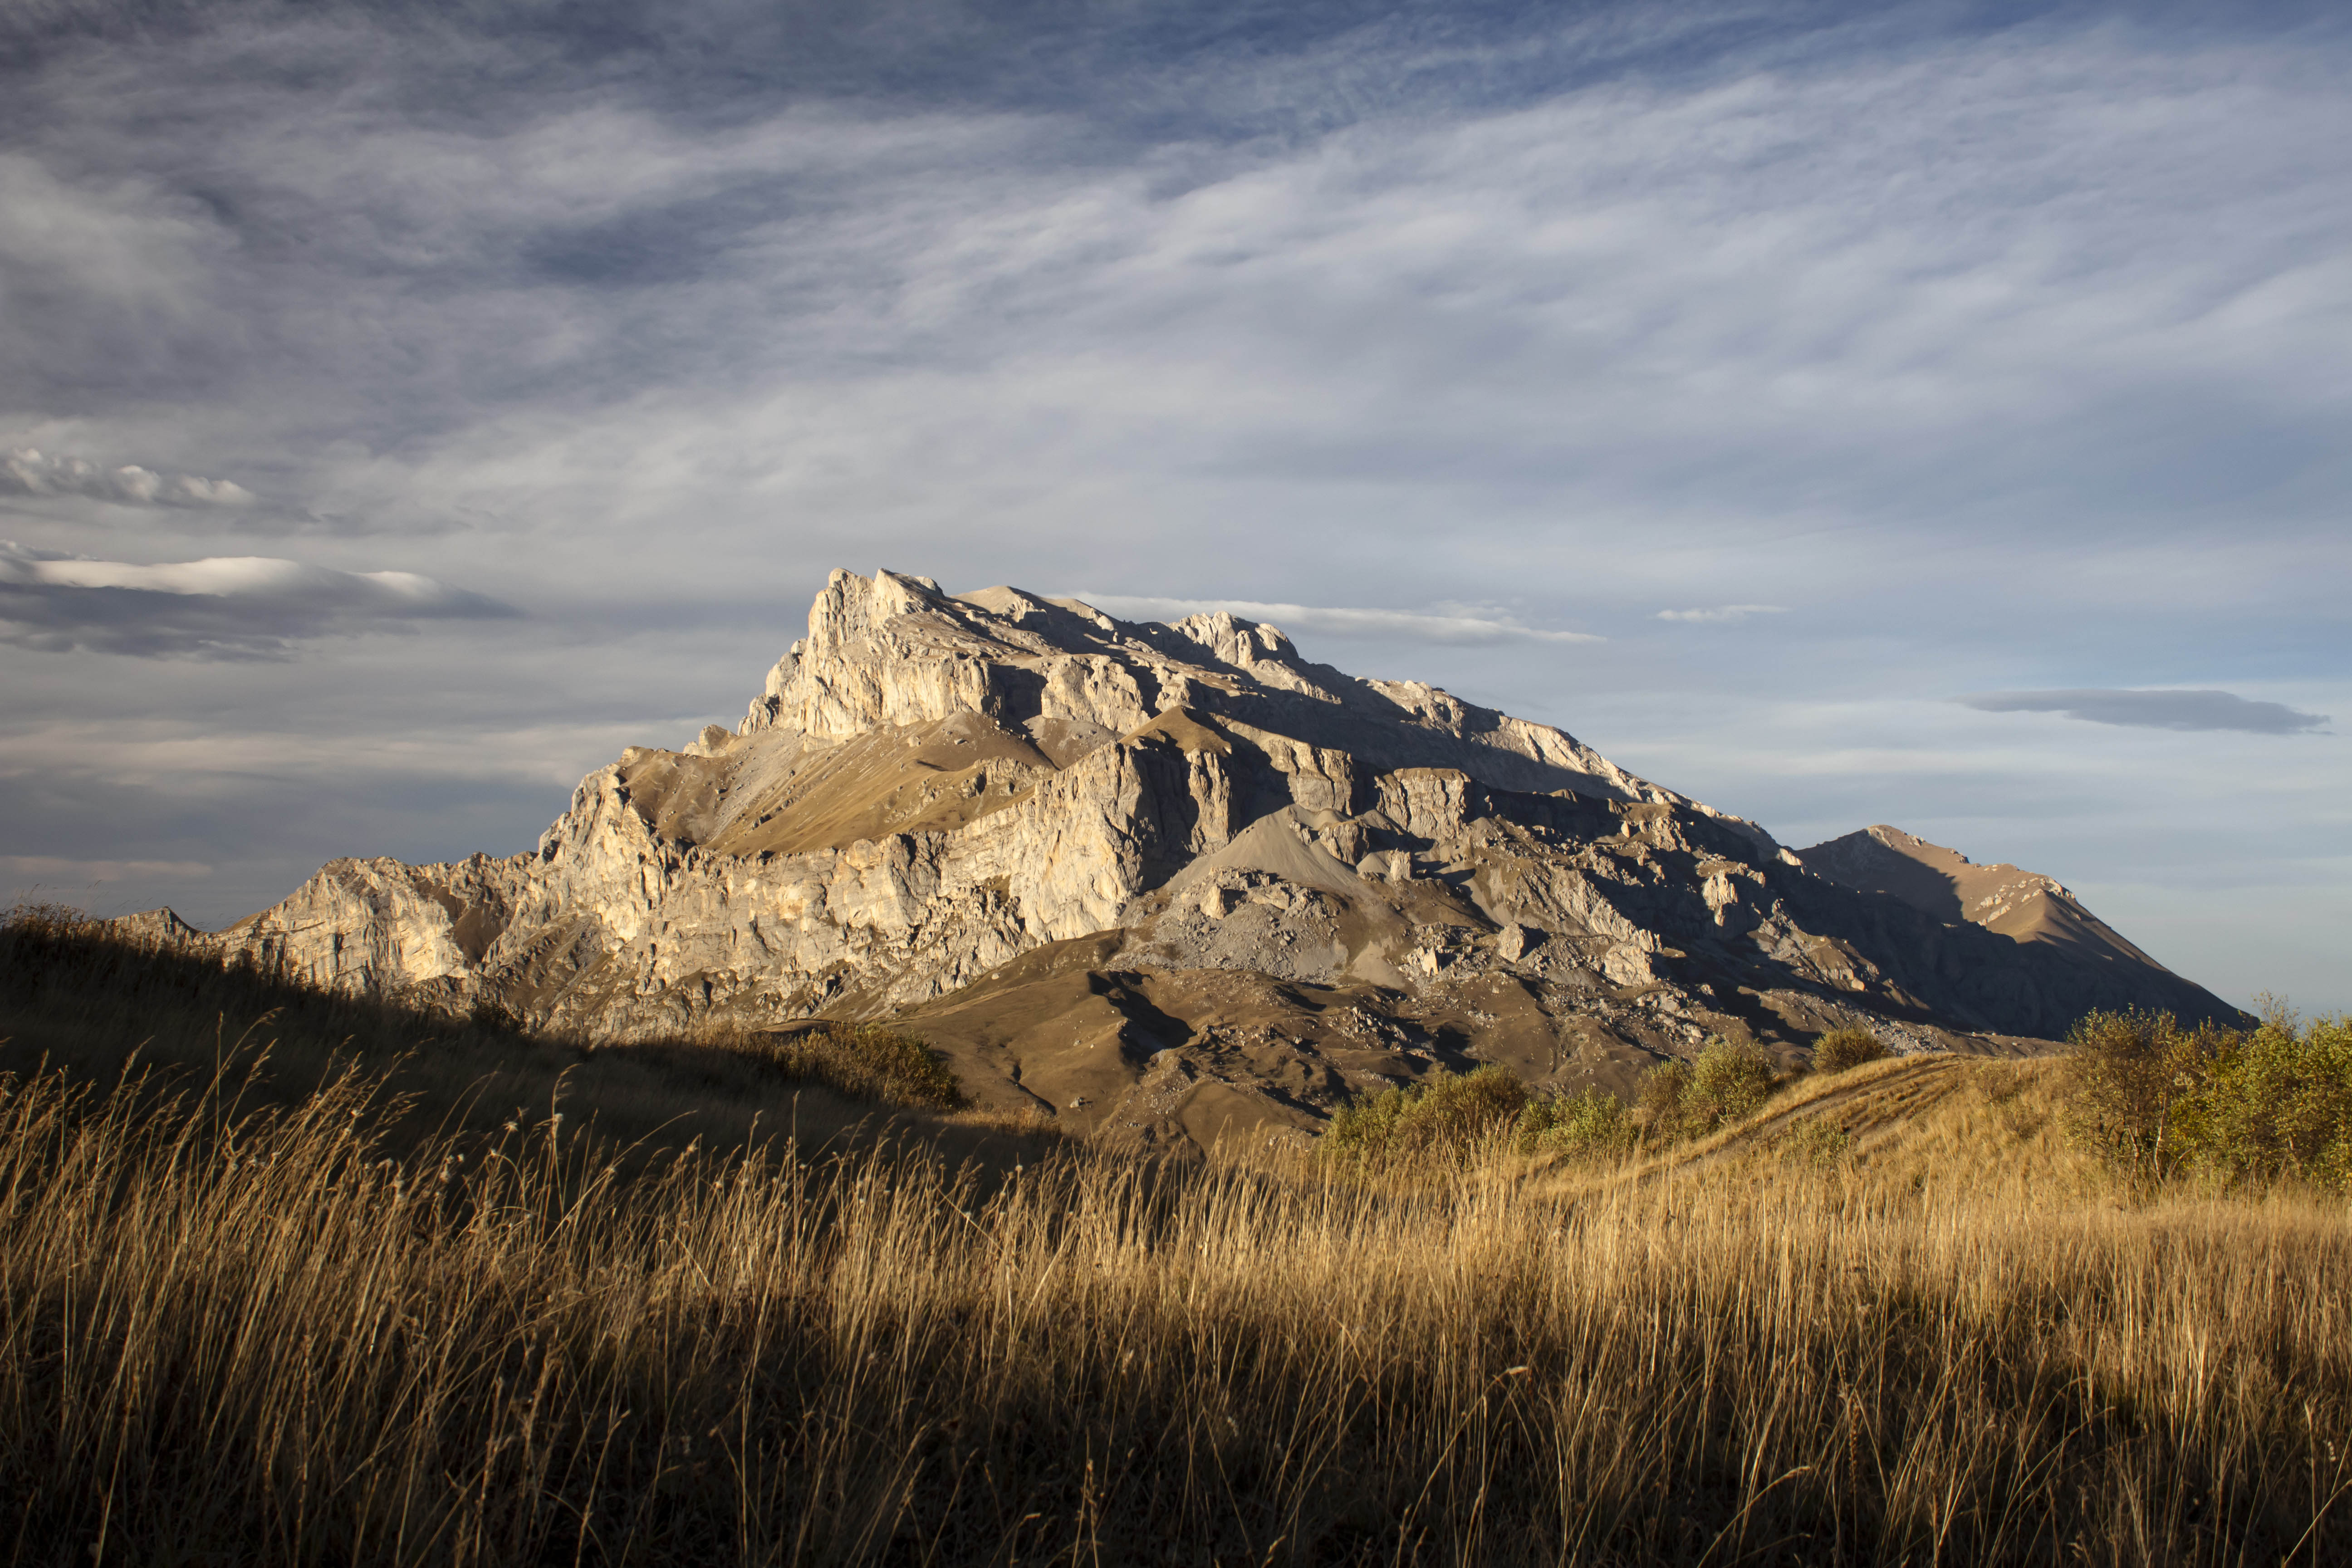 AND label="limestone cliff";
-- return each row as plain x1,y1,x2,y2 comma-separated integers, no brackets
127,569,2244,1152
